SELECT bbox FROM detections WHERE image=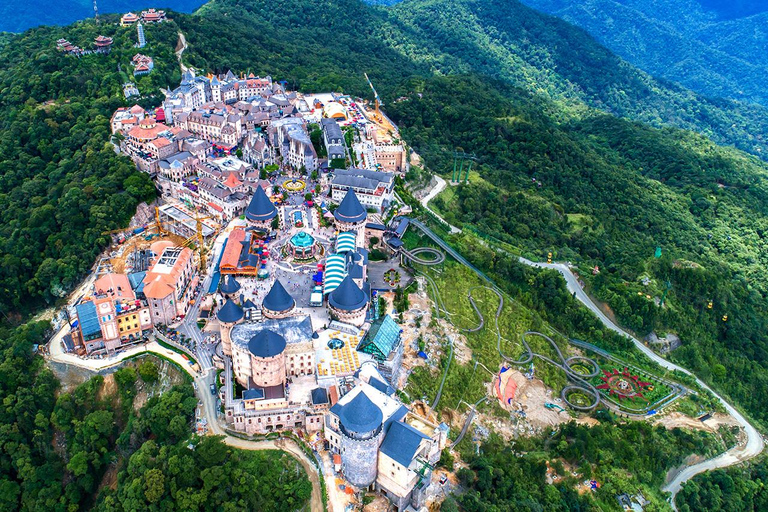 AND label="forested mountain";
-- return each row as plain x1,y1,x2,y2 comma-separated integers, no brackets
2,0,768,507
0,1,206,33
519,0,768,107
